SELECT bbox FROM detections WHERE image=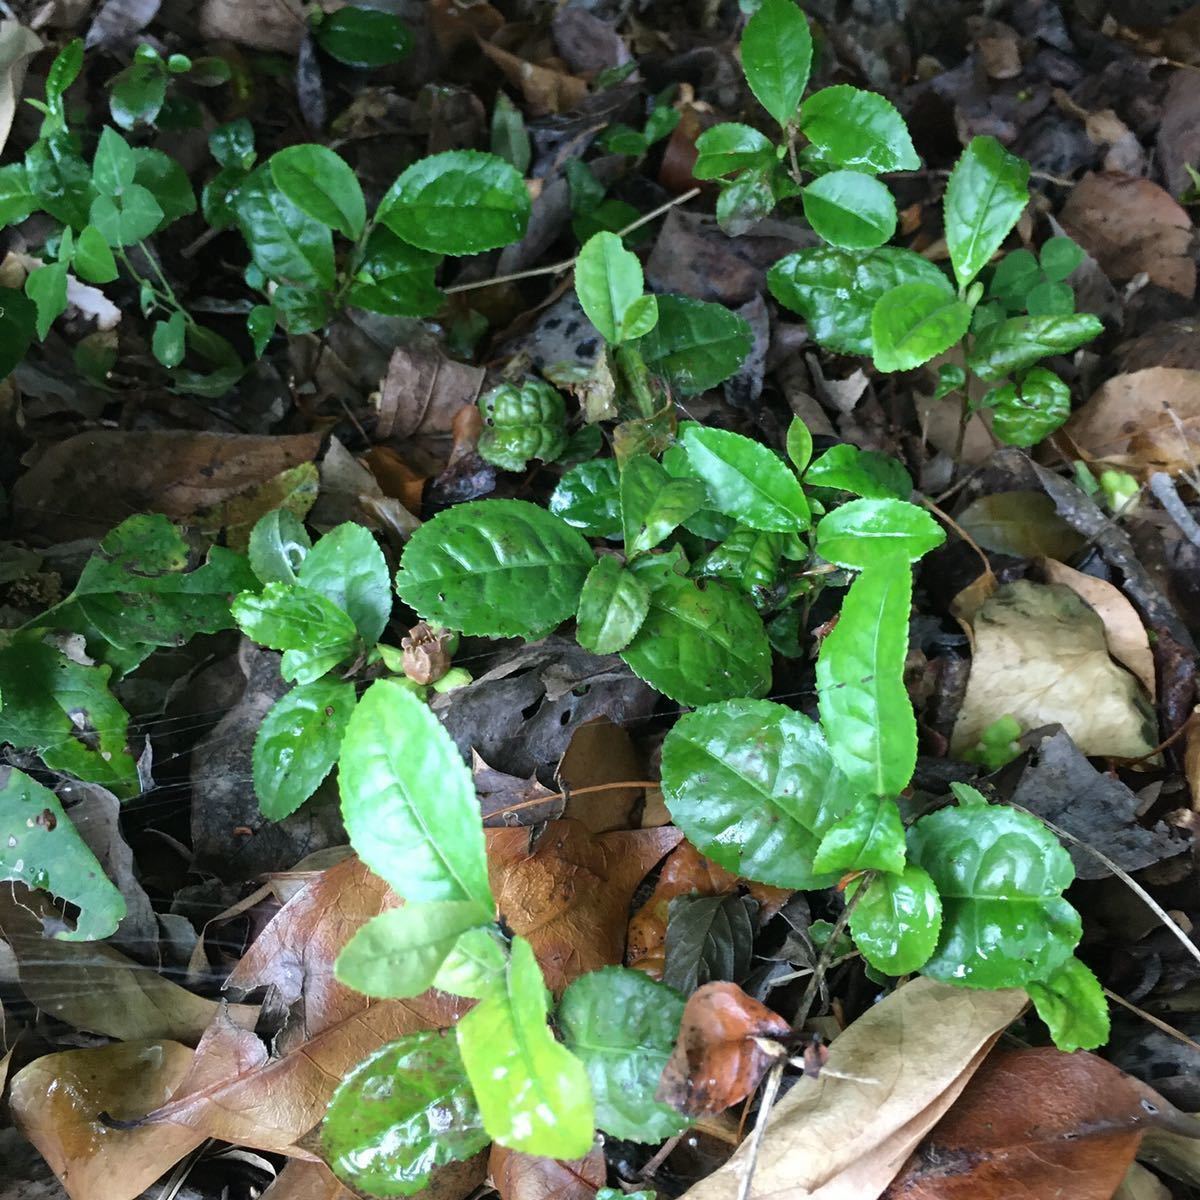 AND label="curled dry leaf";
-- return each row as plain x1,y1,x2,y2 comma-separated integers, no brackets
377,344,486,441
489,1143,606,1200
479,38,588,117
656,982,790,1118
882,1047,1195,1200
